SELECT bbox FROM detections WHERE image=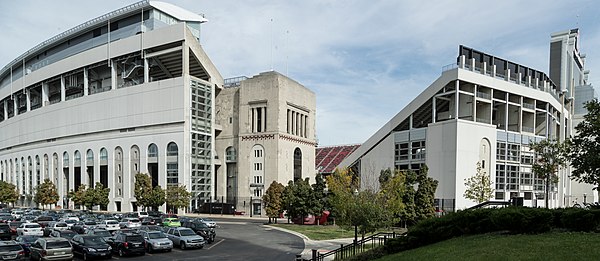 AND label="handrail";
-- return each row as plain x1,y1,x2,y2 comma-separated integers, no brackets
313,231,405,261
